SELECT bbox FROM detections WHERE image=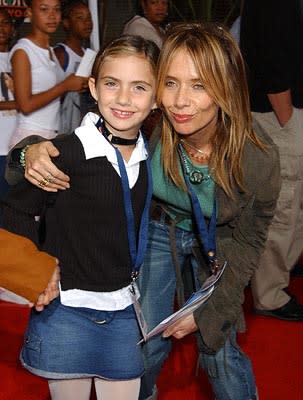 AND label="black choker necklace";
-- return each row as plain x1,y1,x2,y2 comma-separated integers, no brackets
96,117,139,146
109,134,139,145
